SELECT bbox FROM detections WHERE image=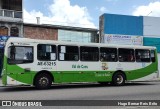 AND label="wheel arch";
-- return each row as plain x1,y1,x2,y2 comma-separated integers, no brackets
33,70,54,86
112,70,127,81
